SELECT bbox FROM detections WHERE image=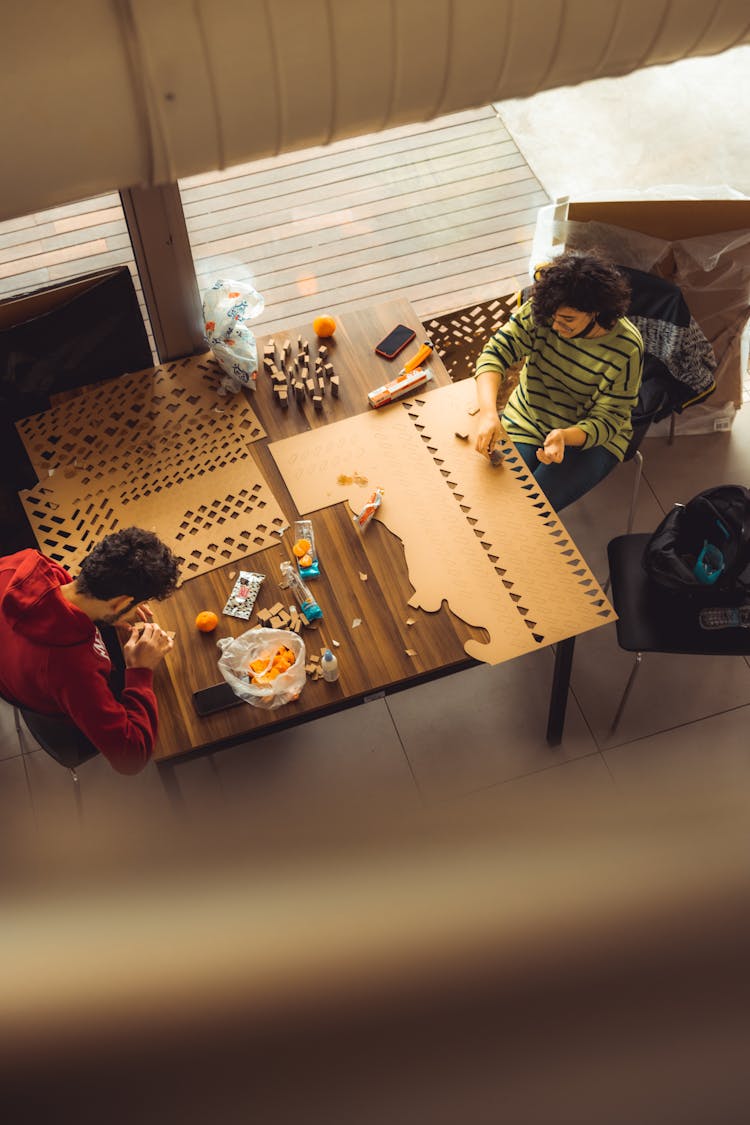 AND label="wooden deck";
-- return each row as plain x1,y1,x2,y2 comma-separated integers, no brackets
0,106,547,347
